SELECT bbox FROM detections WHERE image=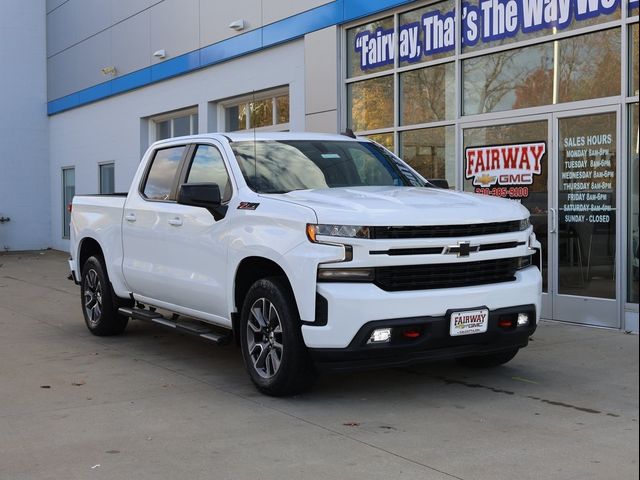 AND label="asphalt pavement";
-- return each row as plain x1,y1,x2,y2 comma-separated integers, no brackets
0,250,638,480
